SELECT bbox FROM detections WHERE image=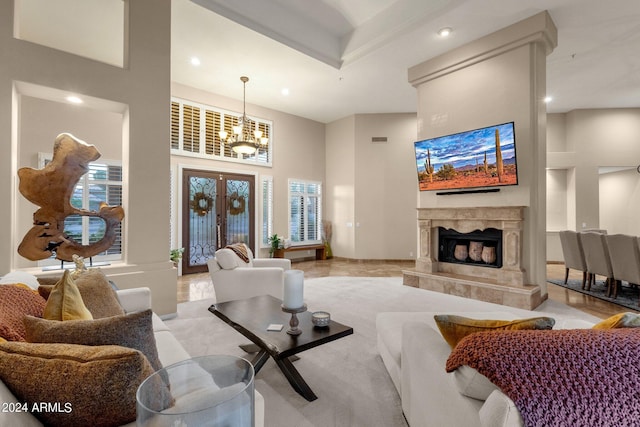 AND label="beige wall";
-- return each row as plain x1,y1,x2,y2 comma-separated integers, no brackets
325,113,417,260
354,113,417,259
1,0,177,316
170,83,326,260
325,116,356,258
547,108,640,261
408,12,556,294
